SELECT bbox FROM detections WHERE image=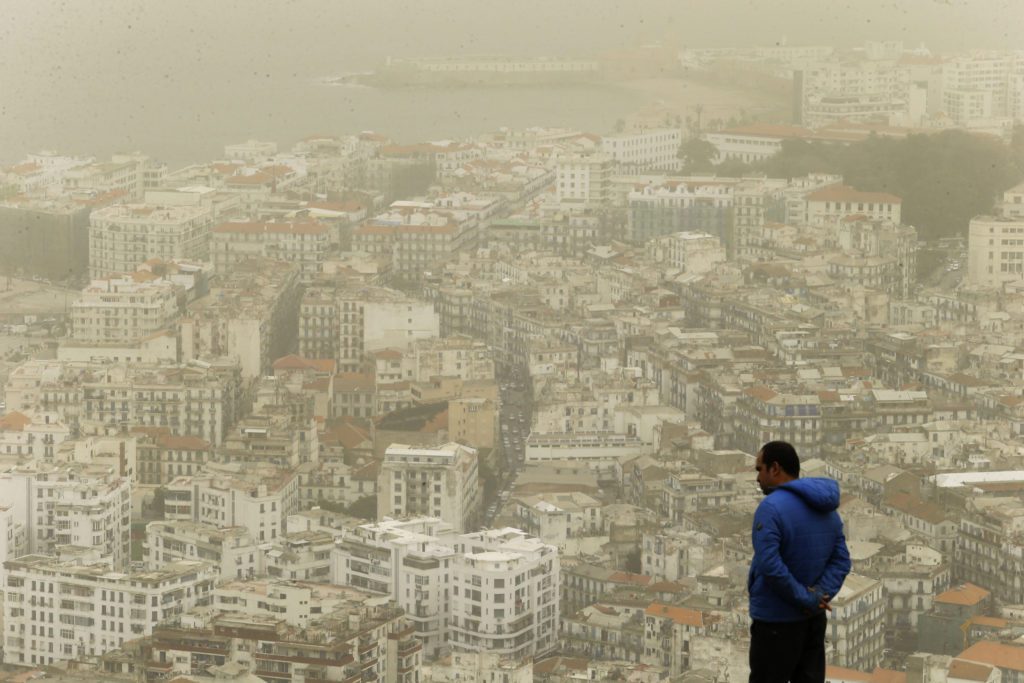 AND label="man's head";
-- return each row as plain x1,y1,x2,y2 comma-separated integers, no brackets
755,440,800,494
